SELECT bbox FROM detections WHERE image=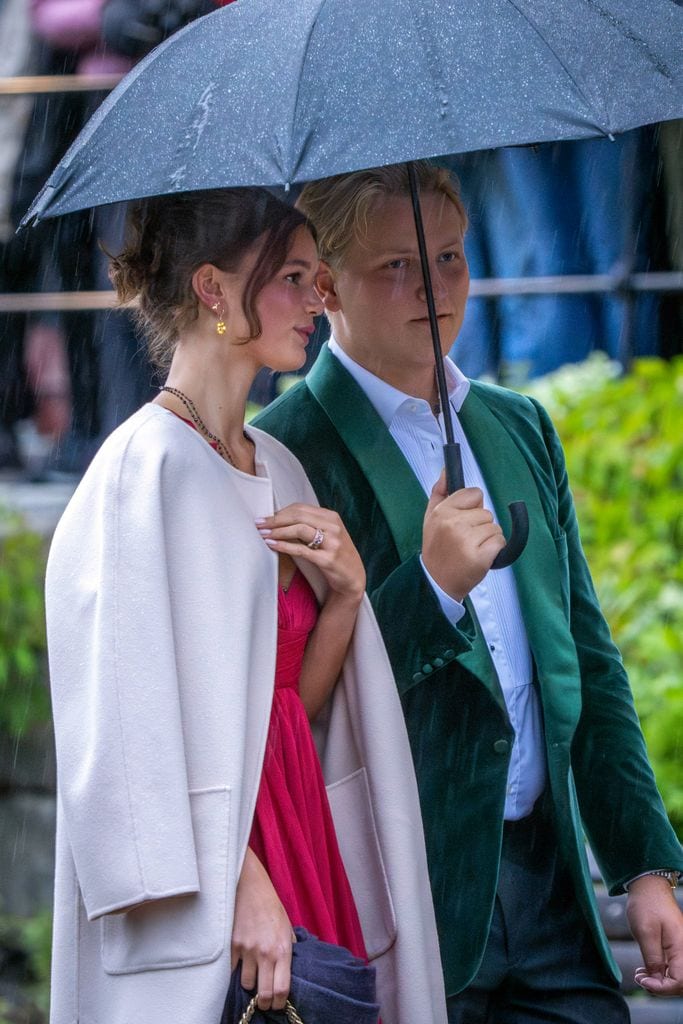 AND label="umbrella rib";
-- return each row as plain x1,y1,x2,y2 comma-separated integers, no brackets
286,0,328,186
586,0,673,79
505,0,611,134
405,0,455,137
